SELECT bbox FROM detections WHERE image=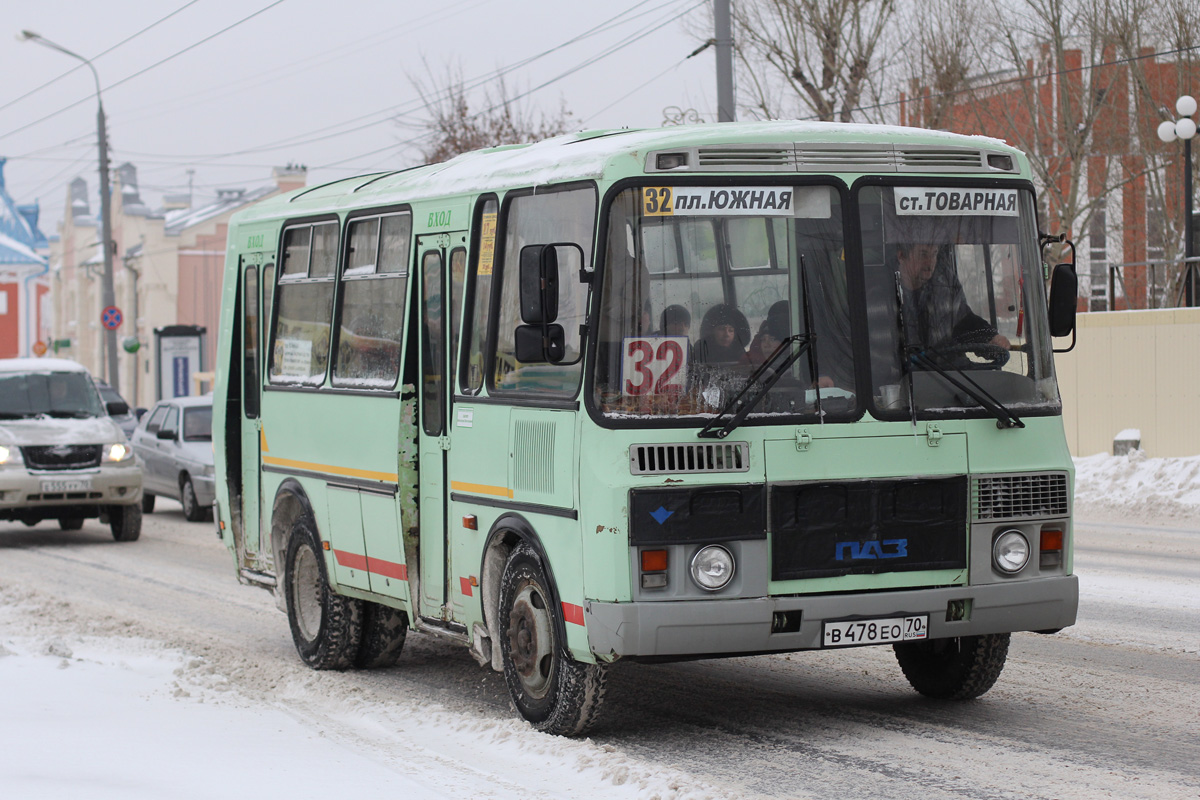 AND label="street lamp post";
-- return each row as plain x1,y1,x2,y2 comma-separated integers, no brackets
1157,95,1197,307
20,30,119,387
